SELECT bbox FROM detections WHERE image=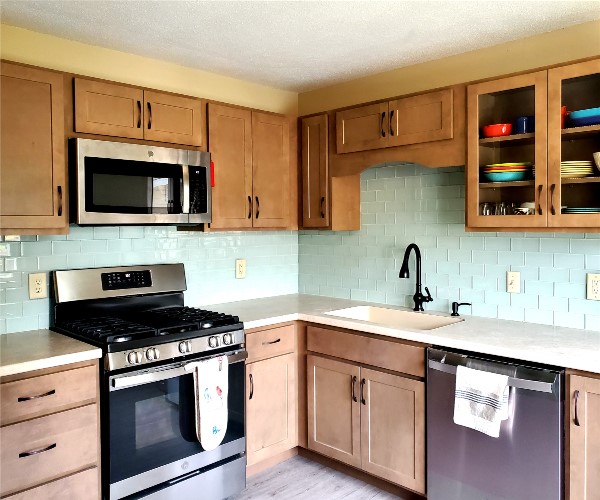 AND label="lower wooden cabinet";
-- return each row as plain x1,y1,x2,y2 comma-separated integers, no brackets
307,354,425,494
245,326,297,466
568,373,600,500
